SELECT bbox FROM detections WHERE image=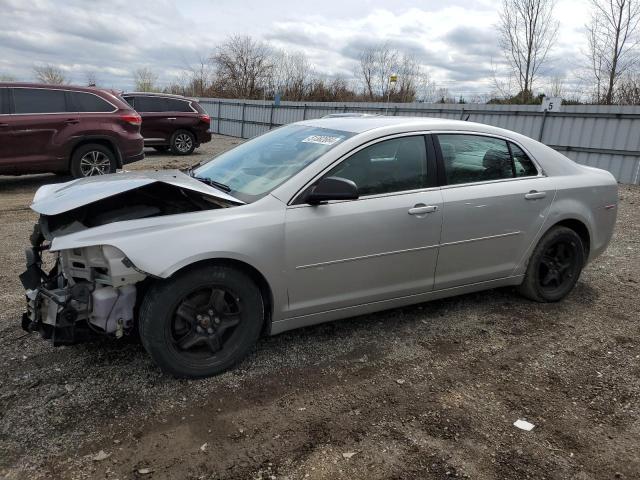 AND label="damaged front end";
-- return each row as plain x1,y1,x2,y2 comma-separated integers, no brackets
20,169,243,345
20,224,146,345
